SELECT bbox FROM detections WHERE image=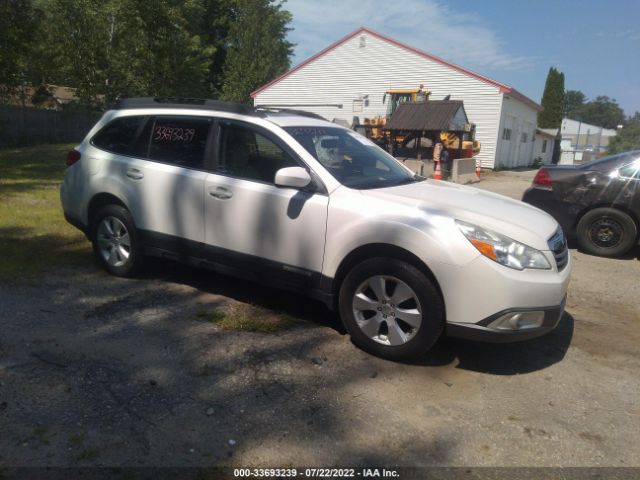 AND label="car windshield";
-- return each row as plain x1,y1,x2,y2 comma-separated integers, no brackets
283,126,421,189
